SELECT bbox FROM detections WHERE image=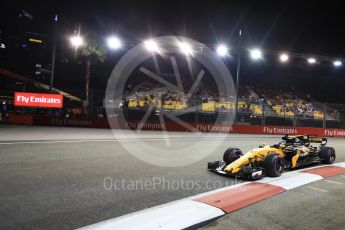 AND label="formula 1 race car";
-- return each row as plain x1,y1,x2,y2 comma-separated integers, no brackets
208,135,336,180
